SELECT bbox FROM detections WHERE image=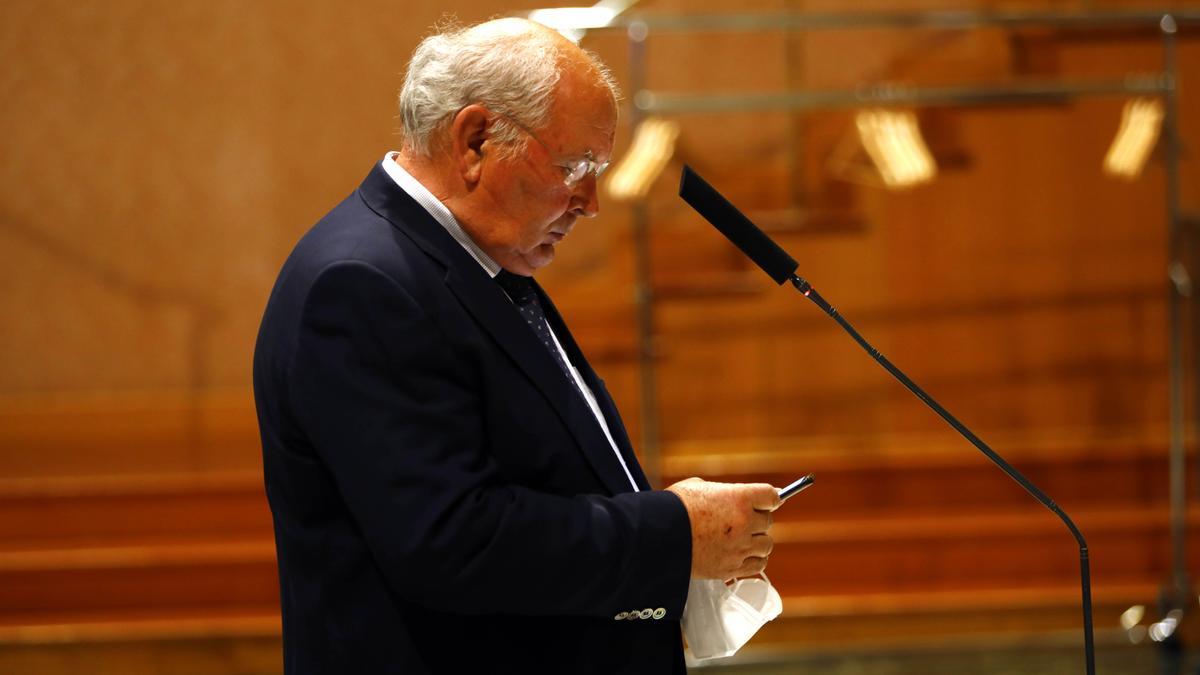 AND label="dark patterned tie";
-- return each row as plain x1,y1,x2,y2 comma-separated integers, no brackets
494,270,579,386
